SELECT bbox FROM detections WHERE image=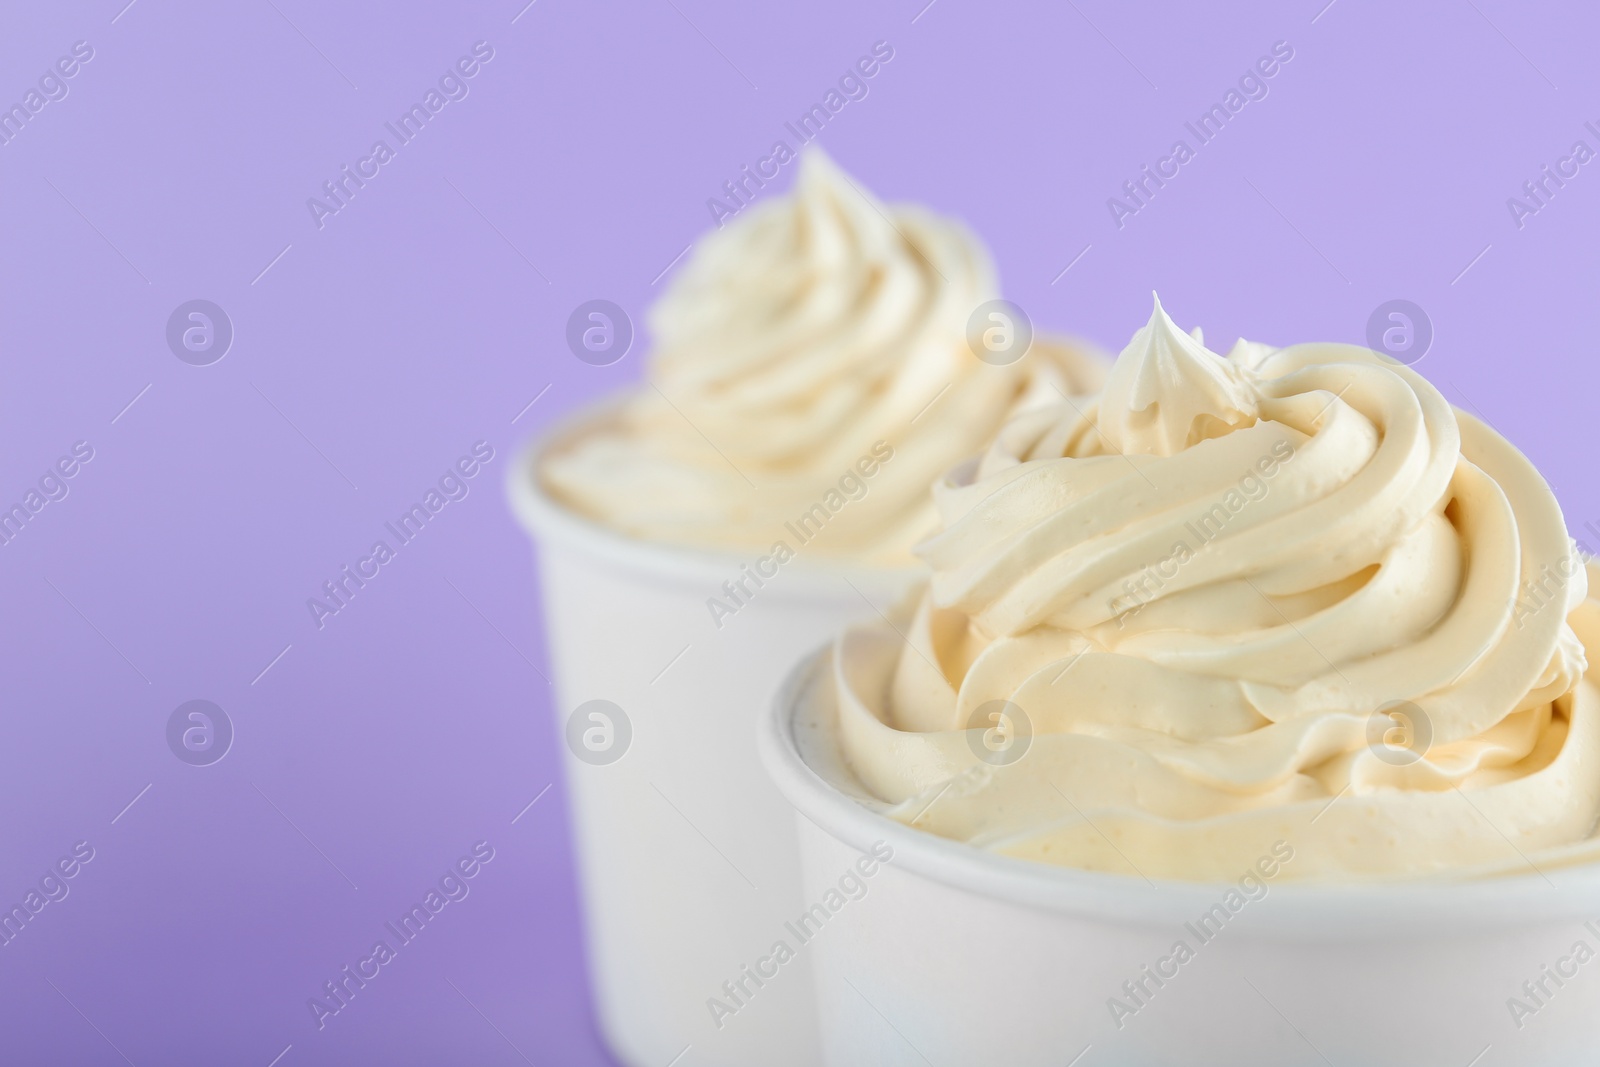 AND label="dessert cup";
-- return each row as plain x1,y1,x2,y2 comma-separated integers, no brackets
762,645,1600,1067
510,400,919,1067
513,149,1104,1064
